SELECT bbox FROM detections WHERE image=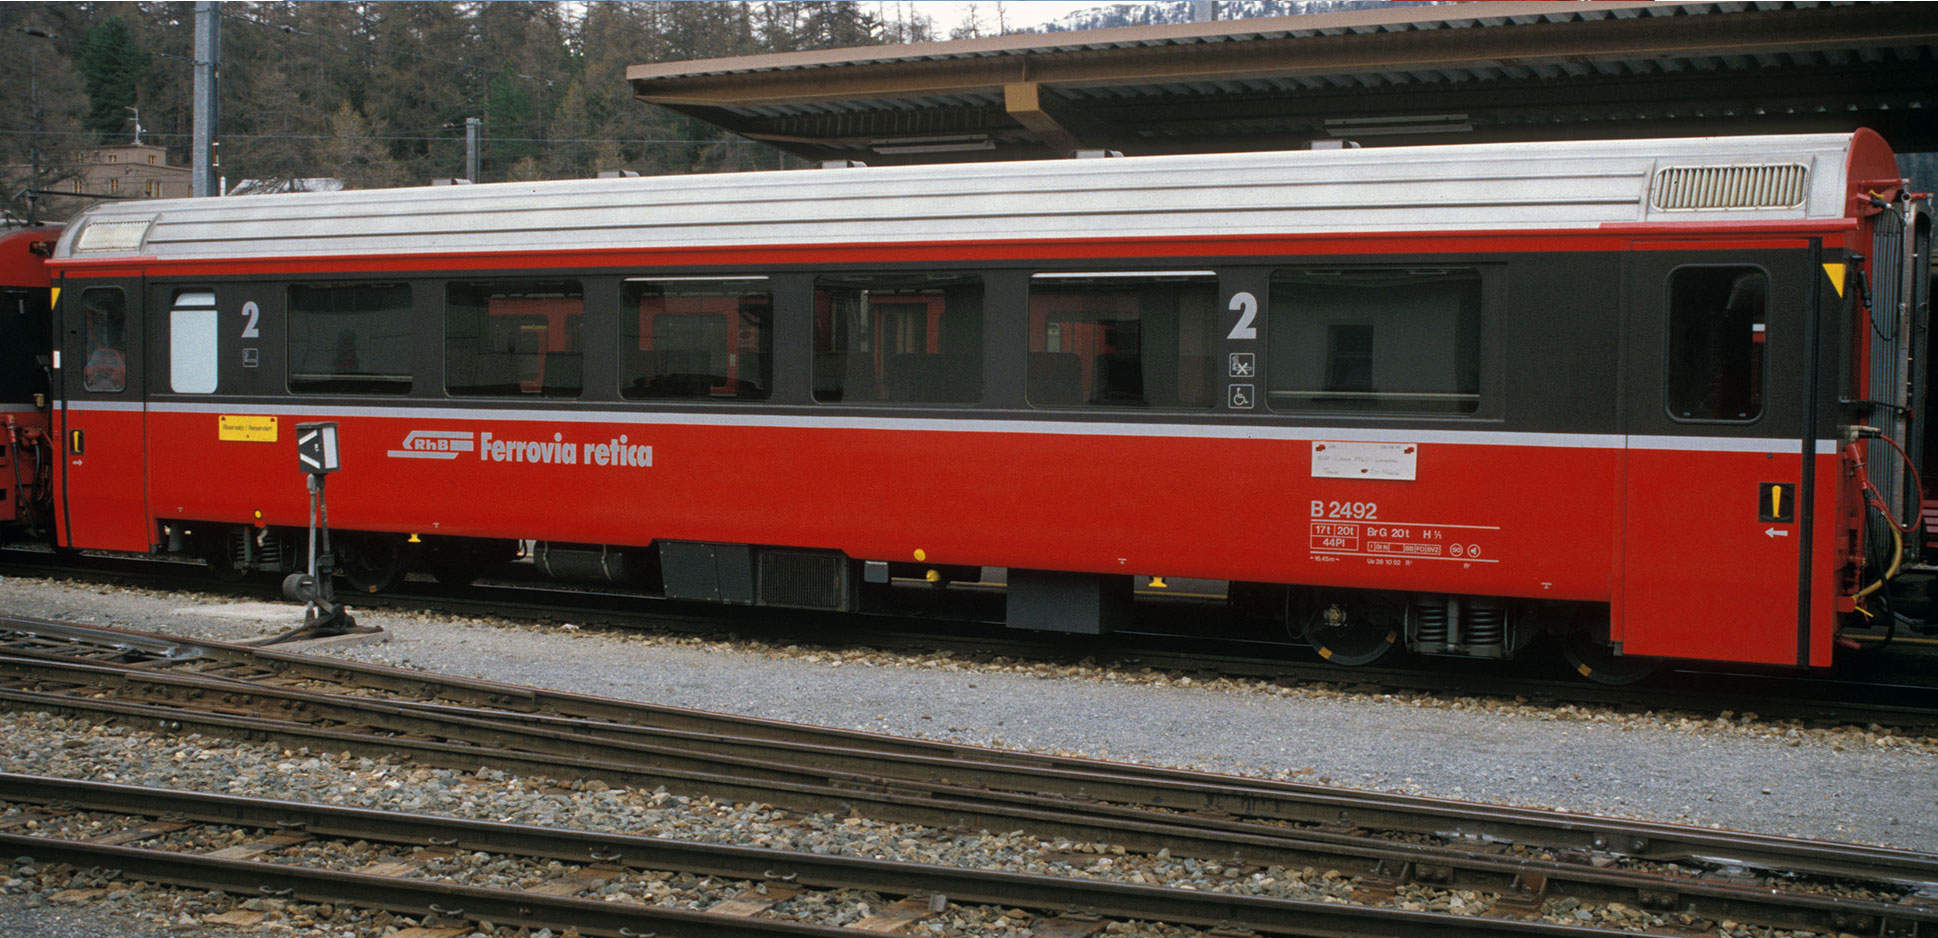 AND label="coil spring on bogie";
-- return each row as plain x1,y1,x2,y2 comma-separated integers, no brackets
229,528,299,572
1466,598,1506,650
1413,595,1449,646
